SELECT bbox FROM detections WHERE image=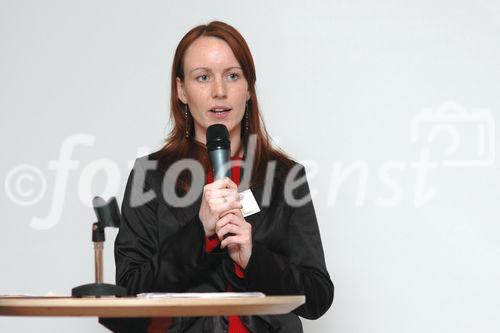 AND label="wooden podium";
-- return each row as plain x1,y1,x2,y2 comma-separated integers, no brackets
0,295,305,331
0,295,305,317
